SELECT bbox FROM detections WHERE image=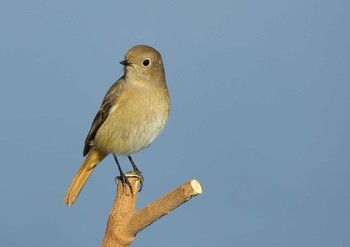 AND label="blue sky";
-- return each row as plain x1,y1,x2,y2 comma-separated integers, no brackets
1,1,349,246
